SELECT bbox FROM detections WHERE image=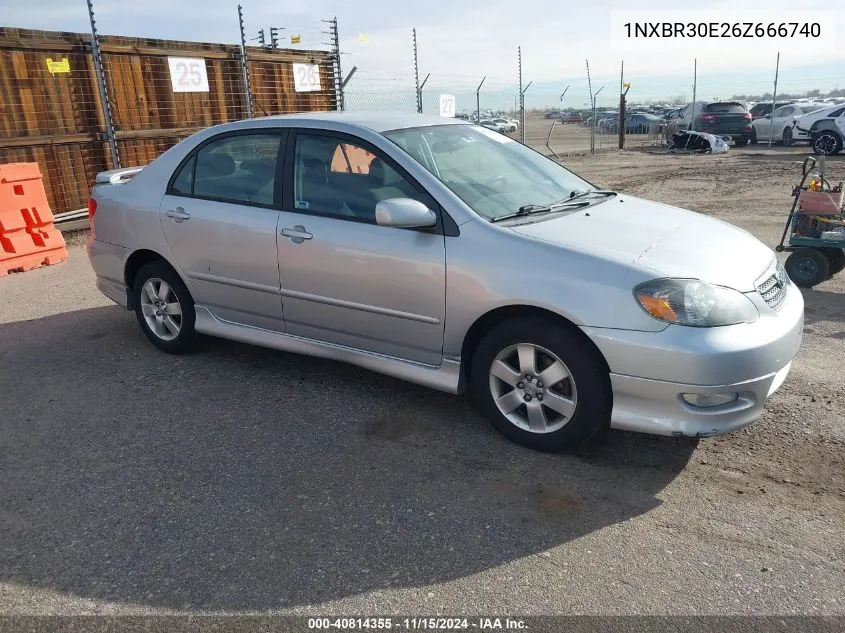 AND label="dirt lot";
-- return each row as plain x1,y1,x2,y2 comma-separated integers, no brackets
0,147,843,618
